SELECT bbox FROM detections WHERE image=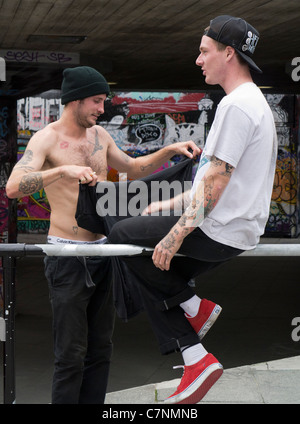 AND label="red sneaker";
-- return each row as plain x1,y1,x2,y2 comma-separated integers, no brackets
186,299,222,340
164,353,223,404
